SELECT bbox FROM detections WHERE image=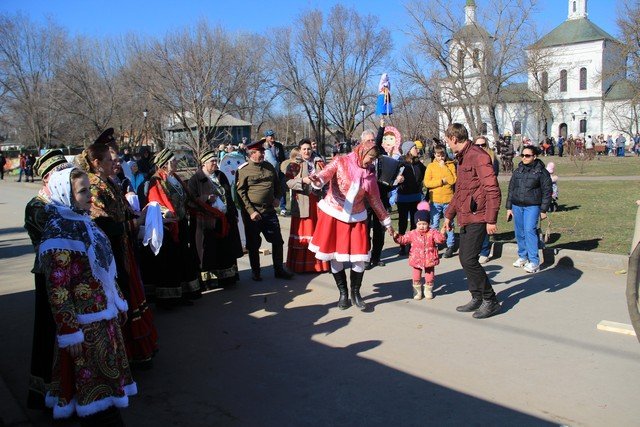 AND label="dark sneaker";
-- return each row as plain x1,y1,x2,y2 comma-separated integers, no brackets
472,299,502,319
251,272,263,282
443,247,454,258
456,298,482,312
